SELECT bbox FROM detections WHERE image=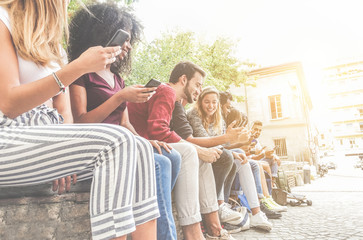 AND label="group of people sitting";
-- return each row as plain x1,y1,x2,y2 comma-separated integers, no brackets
0,1,284,240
